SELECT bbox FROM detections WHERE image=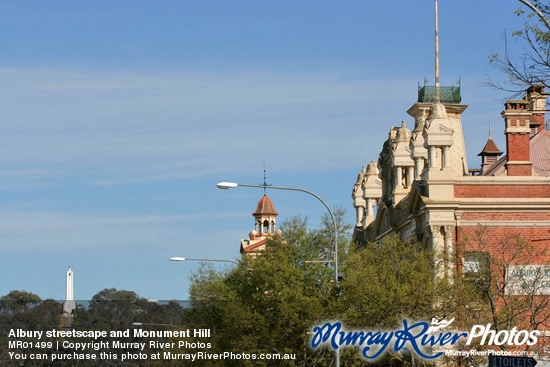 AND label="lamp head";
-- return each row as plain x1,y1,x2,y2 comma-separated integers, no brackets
216,182,238,190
